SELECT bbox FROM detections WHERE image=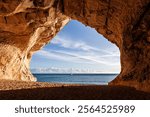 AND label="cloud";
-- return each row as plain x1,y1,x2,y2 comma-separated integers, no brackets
31,67,105,73
51,35,90,51
36,48,120,66
51,35,117,55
